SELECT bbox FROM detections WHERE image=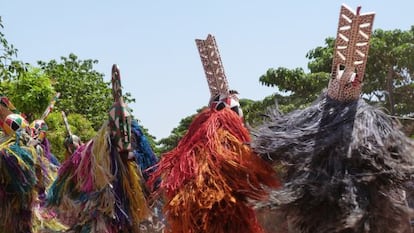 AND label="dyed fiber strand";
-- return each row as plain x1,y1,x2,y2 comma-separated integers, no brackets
150,107,279,233
0,134,36,233
130,119,166,233
131,119,158,182
252,93,414,233
47,122,150,232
